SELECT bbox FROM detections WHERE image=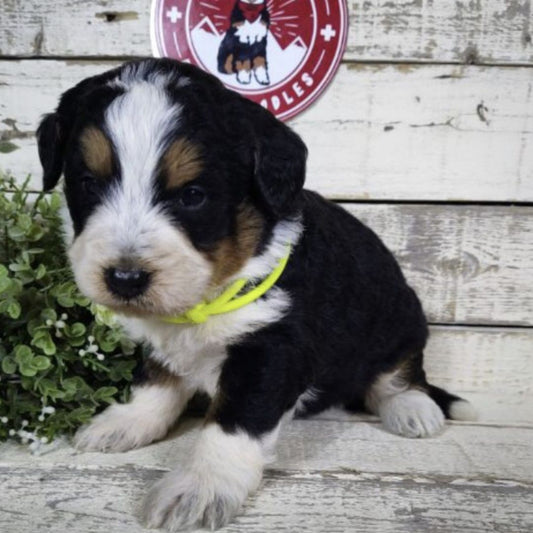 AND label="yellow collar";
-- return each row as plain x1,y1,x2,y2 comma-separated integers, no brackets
162,247,291,325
